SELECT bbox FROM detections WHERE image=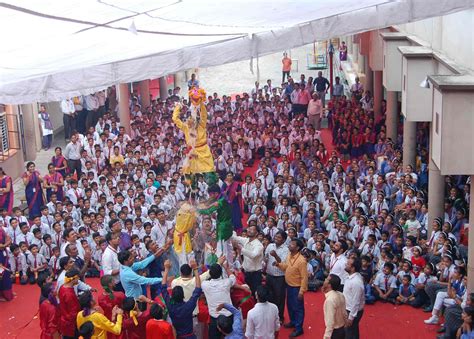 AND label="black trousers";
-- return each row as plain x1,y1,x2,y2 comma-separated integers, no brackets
68,159,82,179
63,114,76,140
345,310,364,339
444,305,463,339
282,71,290,83
266,274,287,321
331,327,346,339
244,270,262,297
